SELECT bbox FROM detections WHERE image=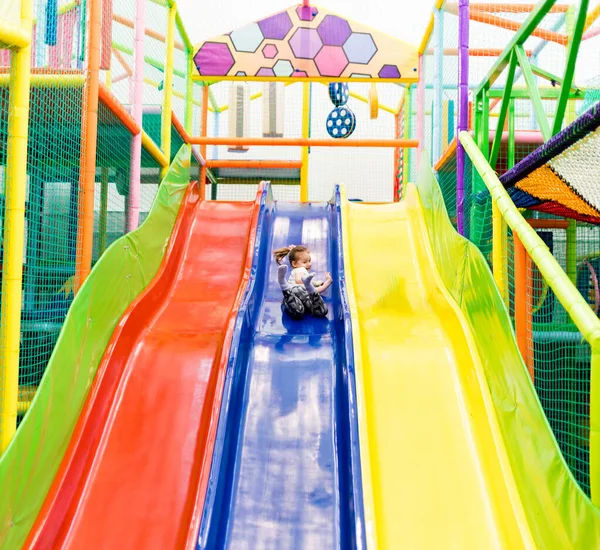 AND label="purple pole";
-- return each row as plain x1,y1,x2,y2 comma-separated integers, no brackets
457,0,469,235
